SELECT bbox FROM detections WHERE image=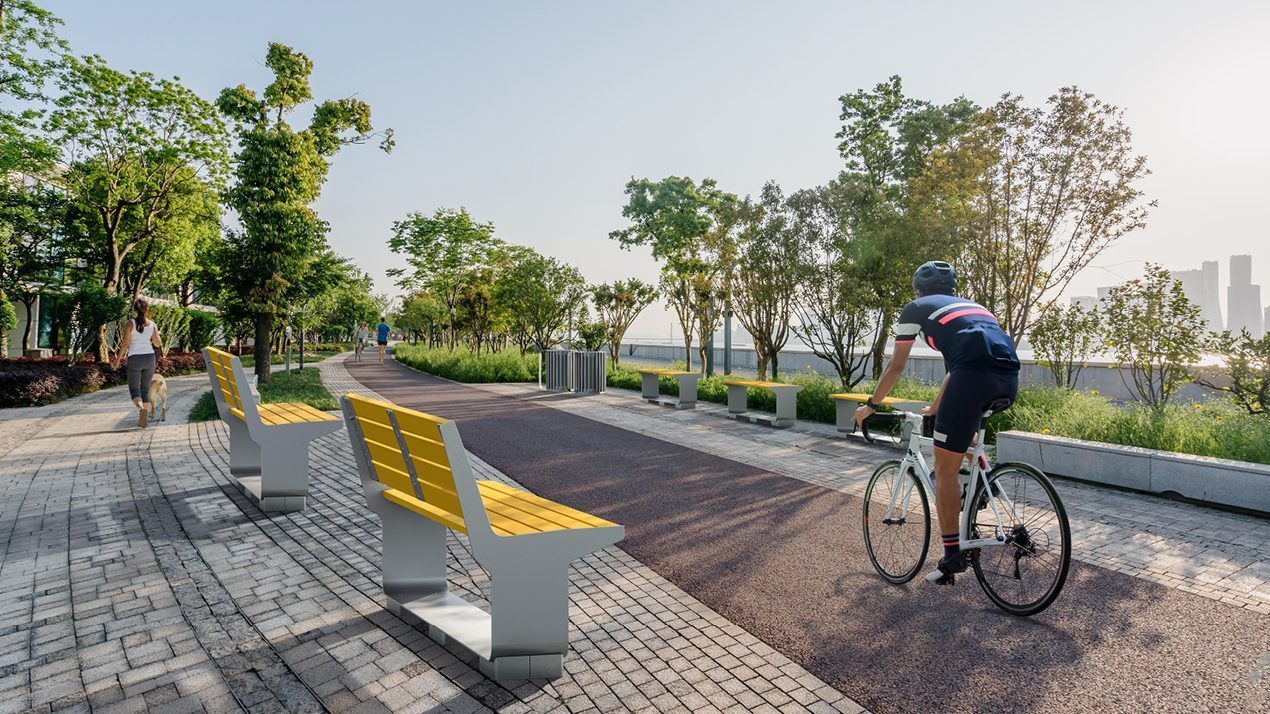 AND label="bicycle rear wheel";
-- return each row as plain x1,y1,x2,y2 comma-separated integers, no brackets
969,462,1071,616
863,460,930,583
